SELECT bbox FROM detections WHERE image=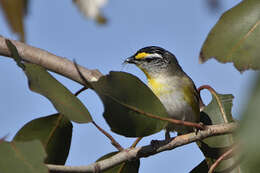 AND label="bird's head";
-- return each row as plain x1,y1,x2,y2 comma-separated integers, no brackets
124,46,182,76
